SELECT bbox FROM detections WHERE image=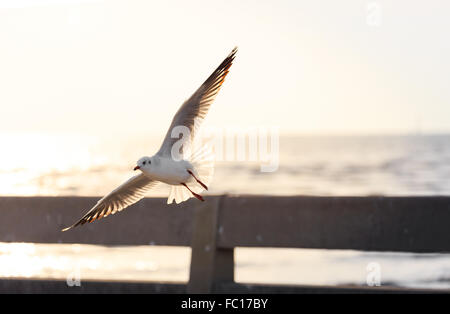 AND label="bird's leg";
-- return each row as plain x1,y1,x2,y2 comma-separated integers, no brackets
181,183,205,202
187,170,208,190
